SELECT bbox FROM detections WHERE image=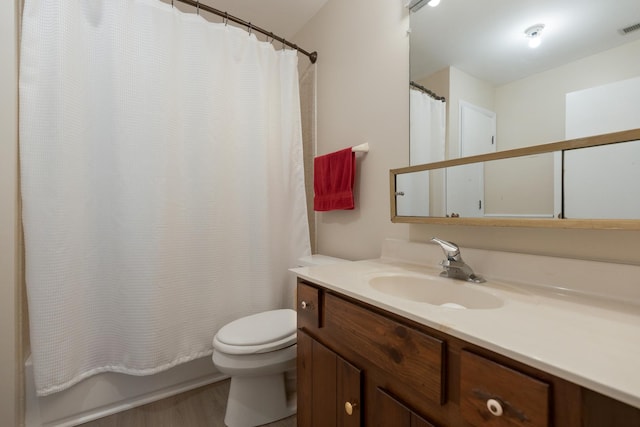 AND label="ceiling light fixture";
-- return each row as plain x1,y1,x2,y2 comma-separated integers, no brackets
406,0,441,12
524,24,545,48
